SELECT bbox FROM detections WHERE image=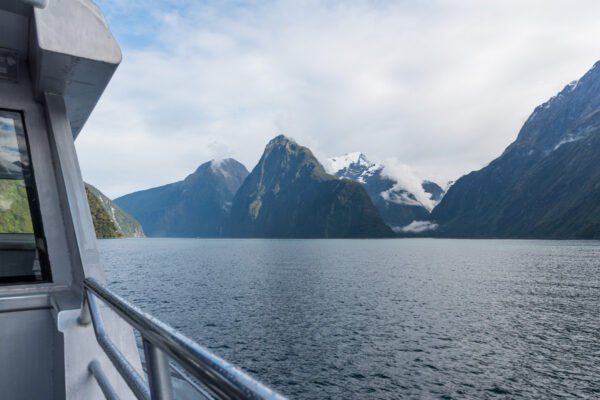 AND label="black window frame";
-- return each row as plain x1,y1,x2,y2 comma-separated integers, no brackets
0,108,52,285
